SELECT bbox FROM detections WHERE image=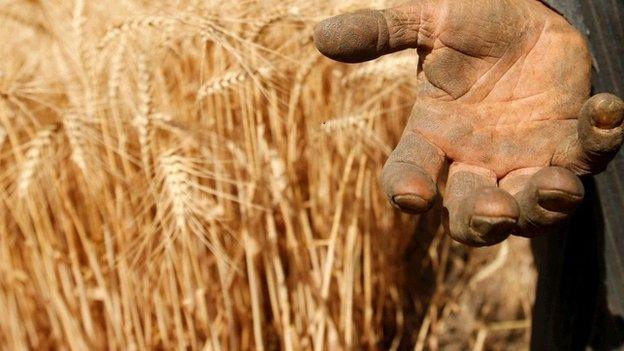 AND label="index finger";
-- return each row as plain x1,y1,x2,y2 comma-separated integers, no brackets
313,2,433,63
